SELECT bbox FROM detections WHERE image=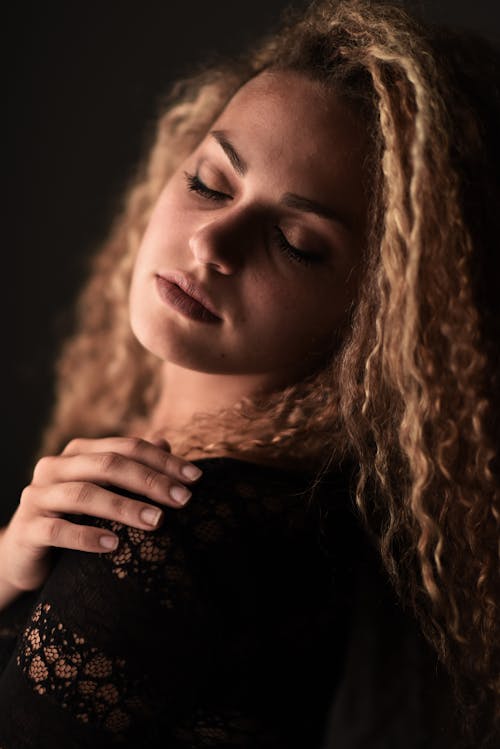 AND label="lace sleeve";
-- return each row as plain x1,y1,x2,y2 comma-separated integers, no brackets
0,507,213,748
0,459,352,749
0,589,41,676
